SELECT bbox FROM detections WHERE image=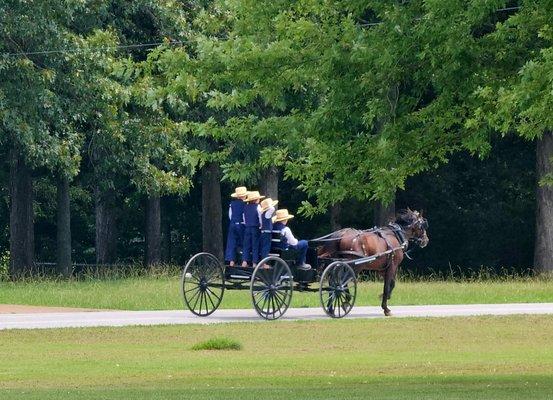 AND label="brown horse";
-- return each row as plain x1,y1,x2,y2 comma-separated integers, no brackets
317,209,429,316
